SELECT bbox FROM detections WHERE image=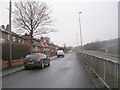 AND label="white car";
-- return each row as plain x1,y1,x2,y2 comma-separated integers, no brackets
69,50,72,53
56,50,65,57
